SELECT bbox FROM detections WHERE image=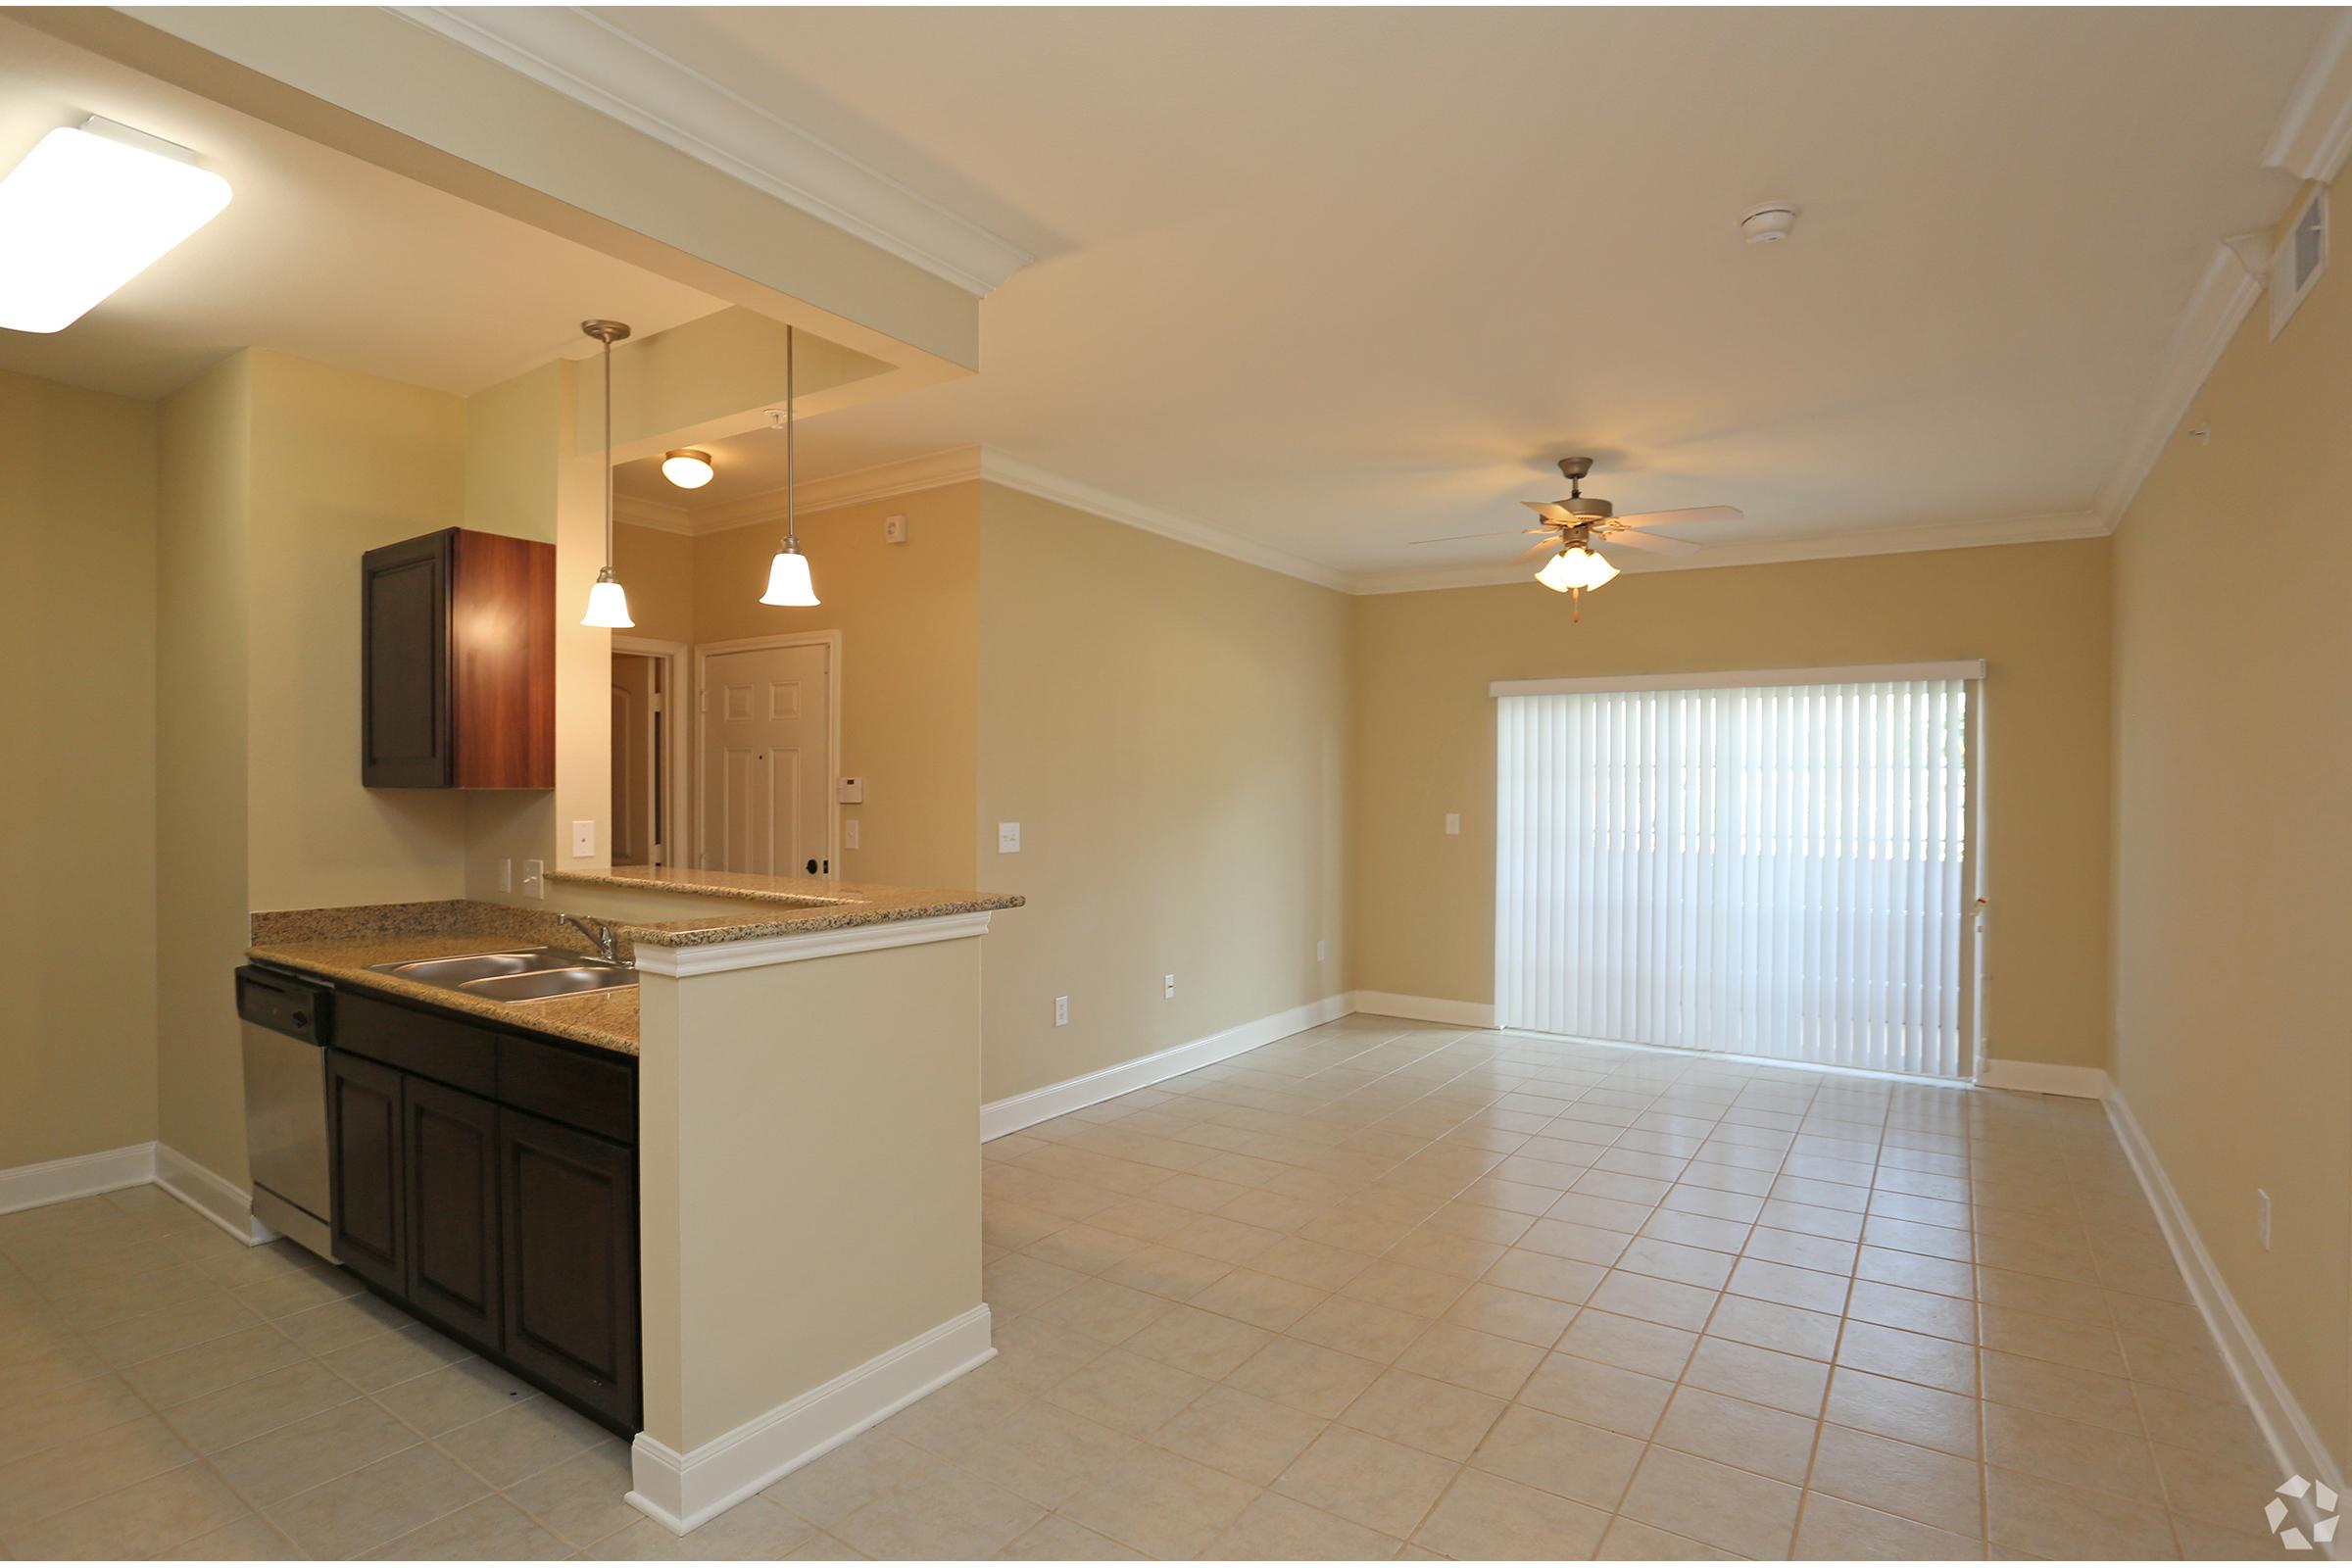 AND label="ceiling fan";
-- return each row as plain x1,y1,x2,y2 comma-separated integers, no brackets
1414,457,1742,618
